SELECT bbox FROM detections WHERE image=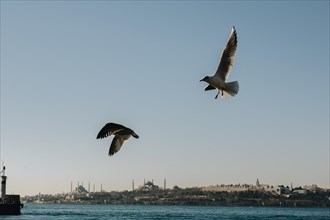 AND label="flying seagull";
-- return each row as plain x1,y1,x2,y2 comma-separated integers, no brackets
200,26,239,99
96,122,139,156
